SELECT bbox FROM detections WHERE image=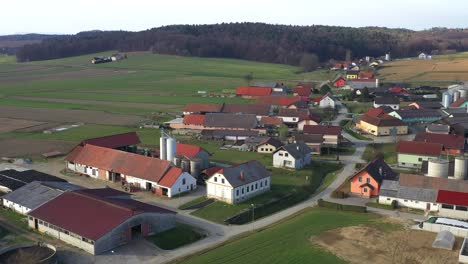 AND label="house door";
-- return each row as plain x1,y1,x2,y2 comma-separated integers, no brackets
34,219,38,230
426,203,431,211
146,182,152,191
